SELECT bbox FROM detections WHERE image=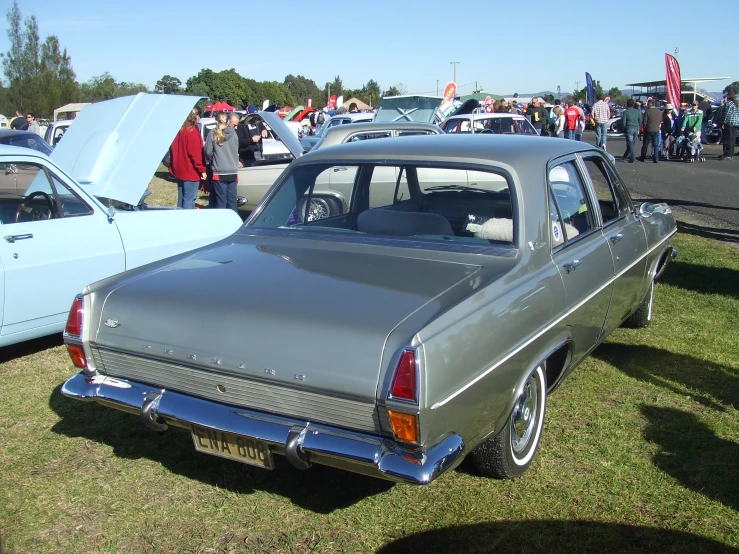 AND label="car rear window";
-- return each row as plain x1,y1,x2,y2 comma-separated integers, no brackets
249,163,515,248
